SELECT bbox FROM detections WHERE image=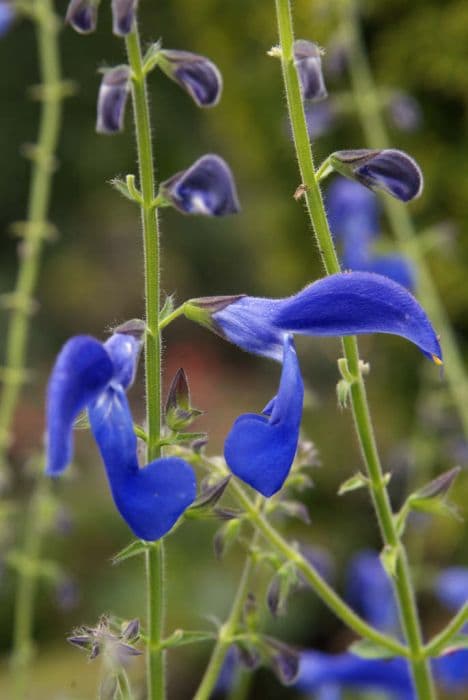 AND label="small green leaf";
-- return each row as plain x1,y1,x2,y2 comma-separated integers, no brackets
109,177,134,202
349,638,397,660
160,294,175,322
380,544,399,579
336,378,351,409
112,539,149,565
161,629,216,649
338,472,368,496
